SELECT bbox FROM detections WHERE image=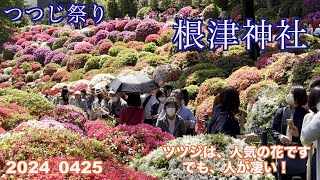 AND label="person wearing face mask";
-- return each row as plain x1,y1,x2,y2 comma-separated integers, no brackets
174,91,196,135
107,89,127,124
272,86,308,180
301,87,320,180
156,97,186,137
92,88,108,119
151,88,167,125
